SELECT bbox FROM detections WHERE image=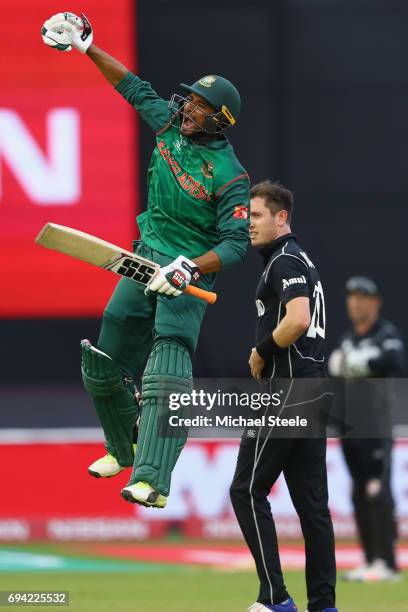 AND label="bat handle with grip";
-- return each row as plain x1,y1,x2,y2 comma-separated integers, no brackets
185,285,217,304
